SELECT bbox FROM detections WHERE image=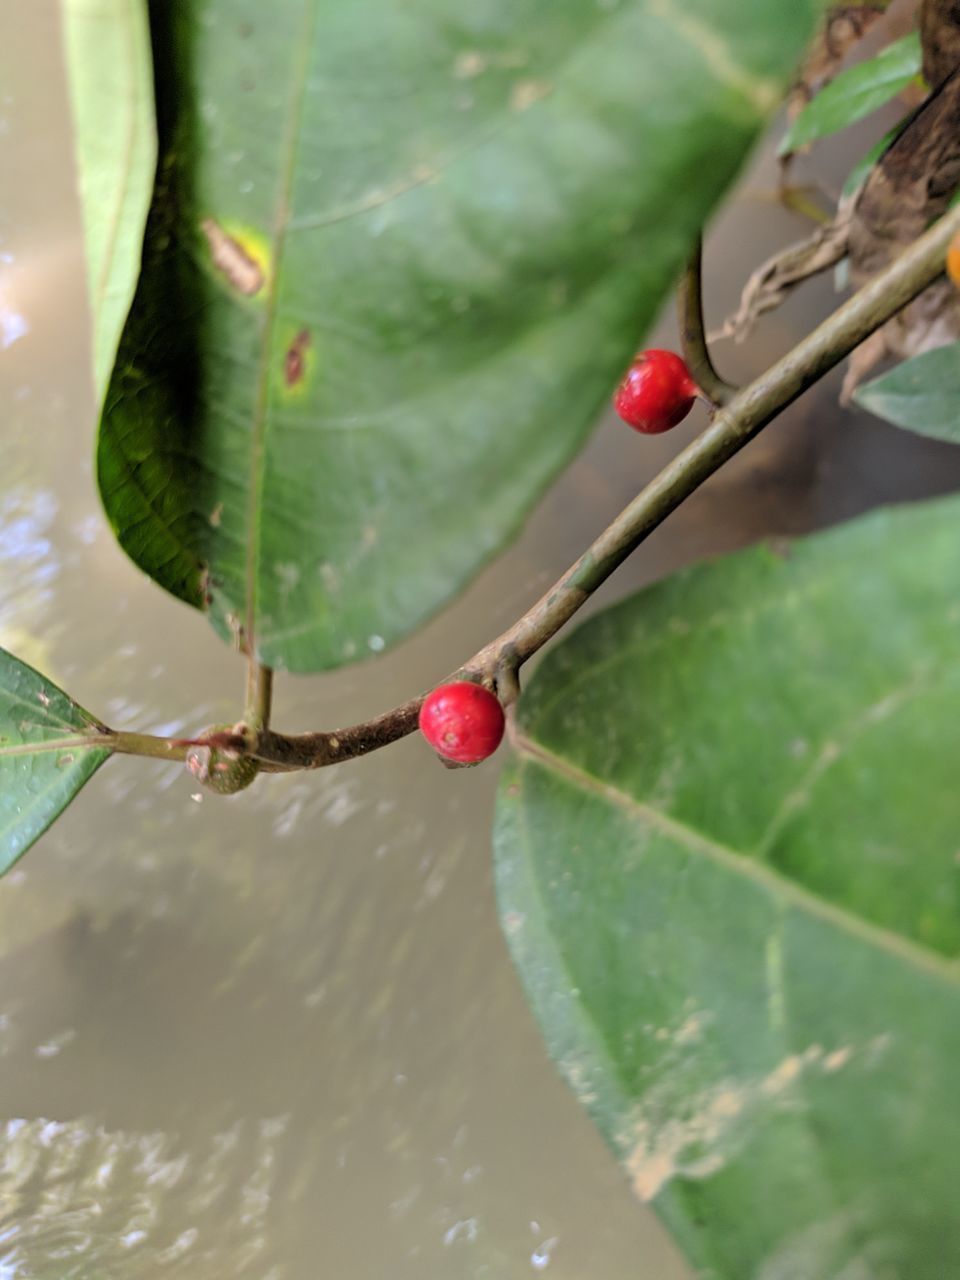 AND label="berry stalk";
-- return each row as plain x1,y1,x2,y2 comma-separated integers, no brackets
676,233,738,408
